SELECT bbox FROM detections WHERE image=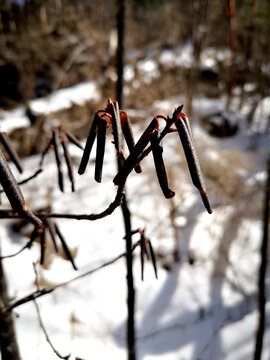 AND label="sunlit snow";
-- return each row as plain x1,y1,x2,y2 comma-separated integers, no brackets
0,44,269,360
